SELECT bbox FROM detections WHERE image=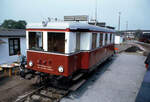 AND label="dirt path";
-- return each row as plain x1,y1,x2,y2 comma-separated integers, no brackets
0,75,34,102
